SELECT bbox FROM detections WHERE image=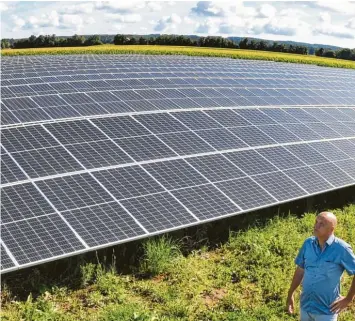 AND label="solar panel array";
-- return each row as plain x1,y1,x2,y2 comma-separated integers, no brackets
1,55,355,273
